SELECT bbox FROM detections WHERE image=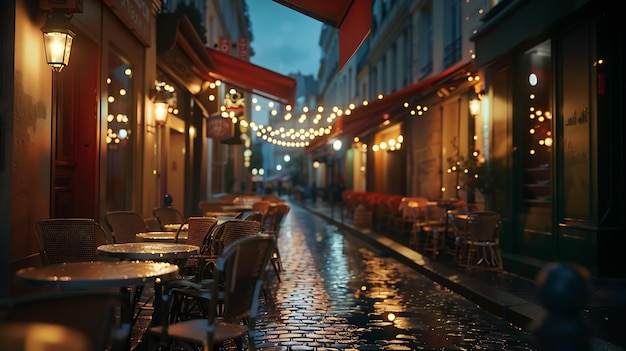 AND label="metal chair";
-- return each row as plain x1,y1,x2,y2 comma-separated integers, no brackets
105,211,150,243
153,207,185,230
463,211,503,272
34,218,112,265
146,234,276,351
